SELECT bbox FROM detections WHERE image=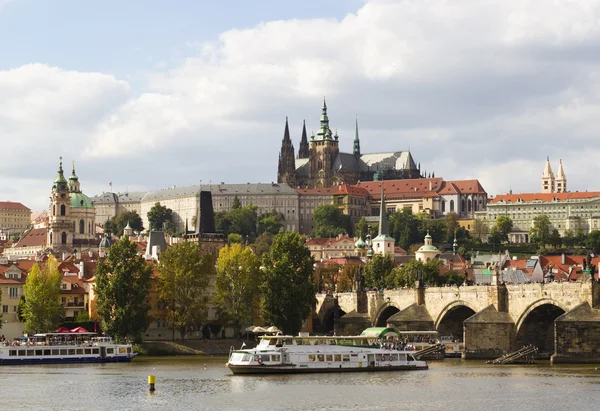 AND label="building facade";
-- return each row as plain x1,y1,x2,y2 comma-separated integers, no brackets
0,202,31,235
